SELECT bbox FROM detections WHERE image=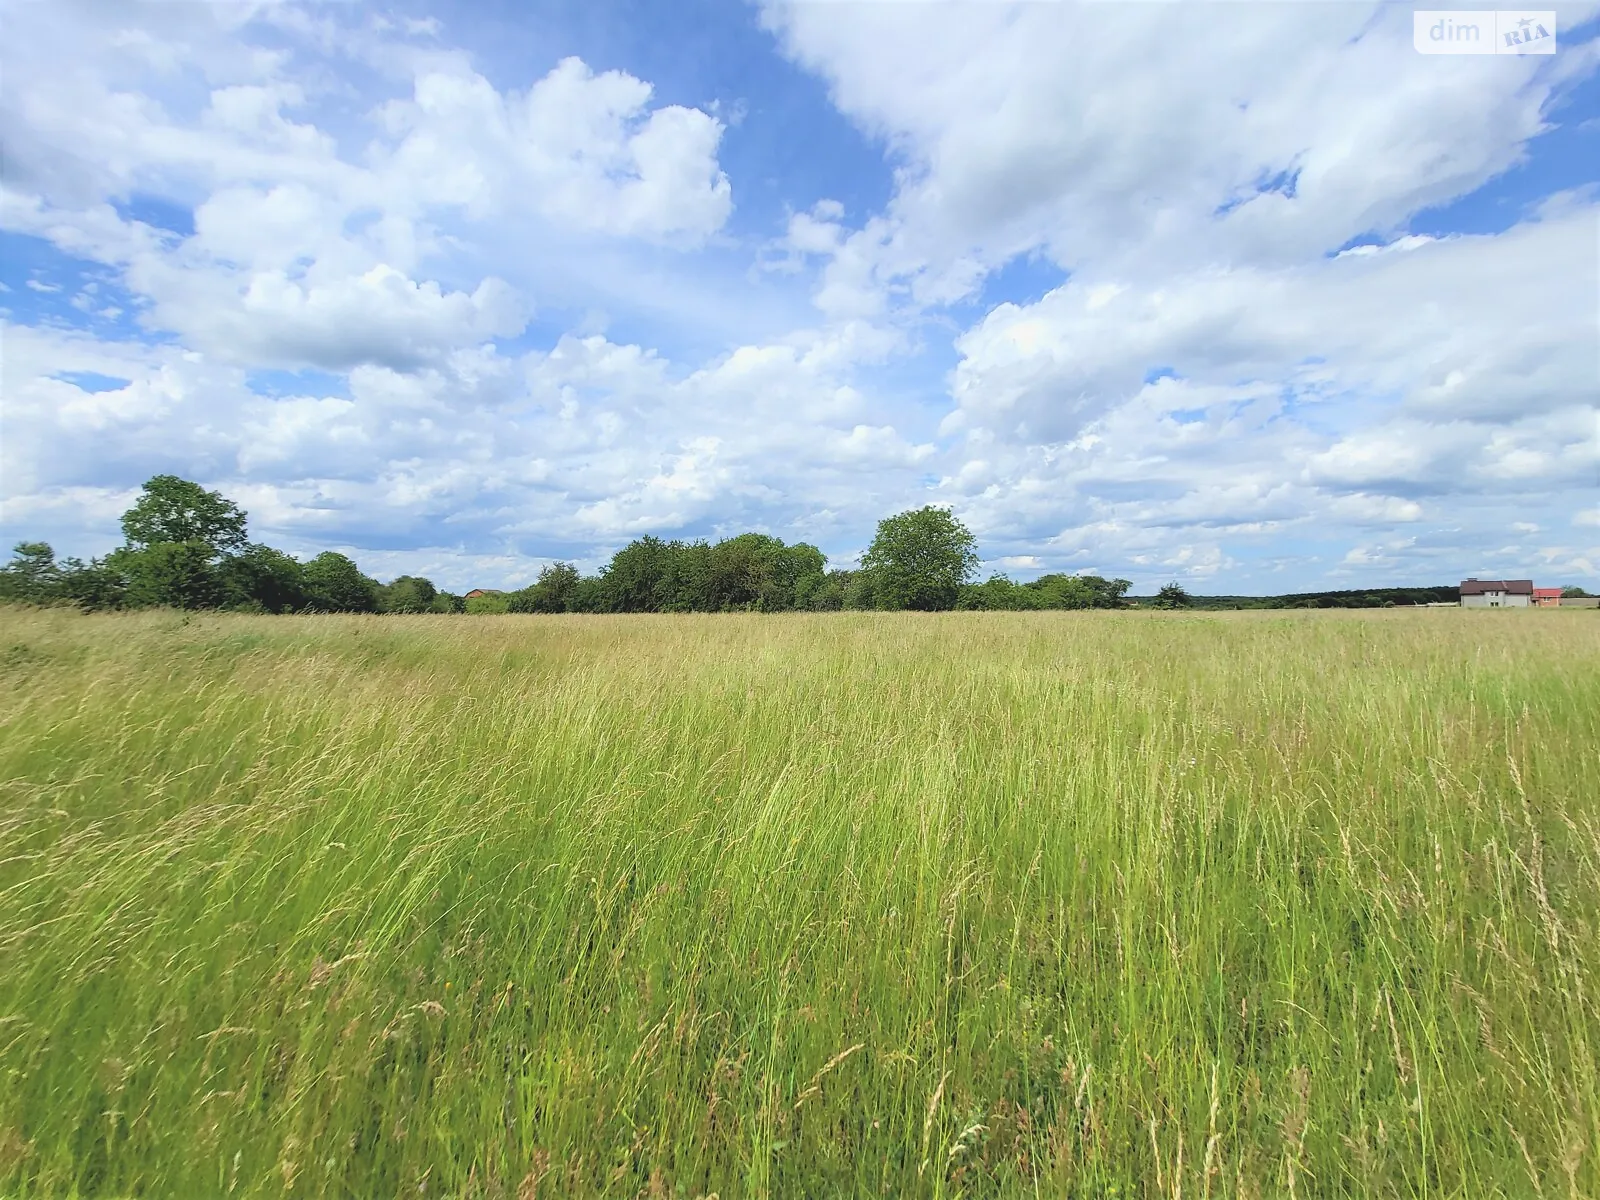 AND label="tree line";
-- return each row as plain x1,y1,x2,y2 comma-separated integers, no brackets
1165,586,1460,610
1,475,1144,615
